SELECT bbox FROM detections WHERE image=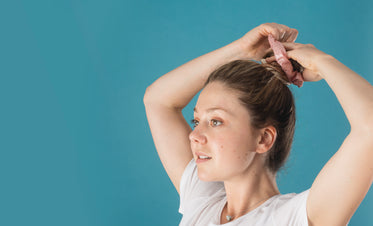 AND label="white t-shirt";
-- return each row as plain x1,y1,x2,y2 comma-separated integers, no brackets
178,158,311,226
